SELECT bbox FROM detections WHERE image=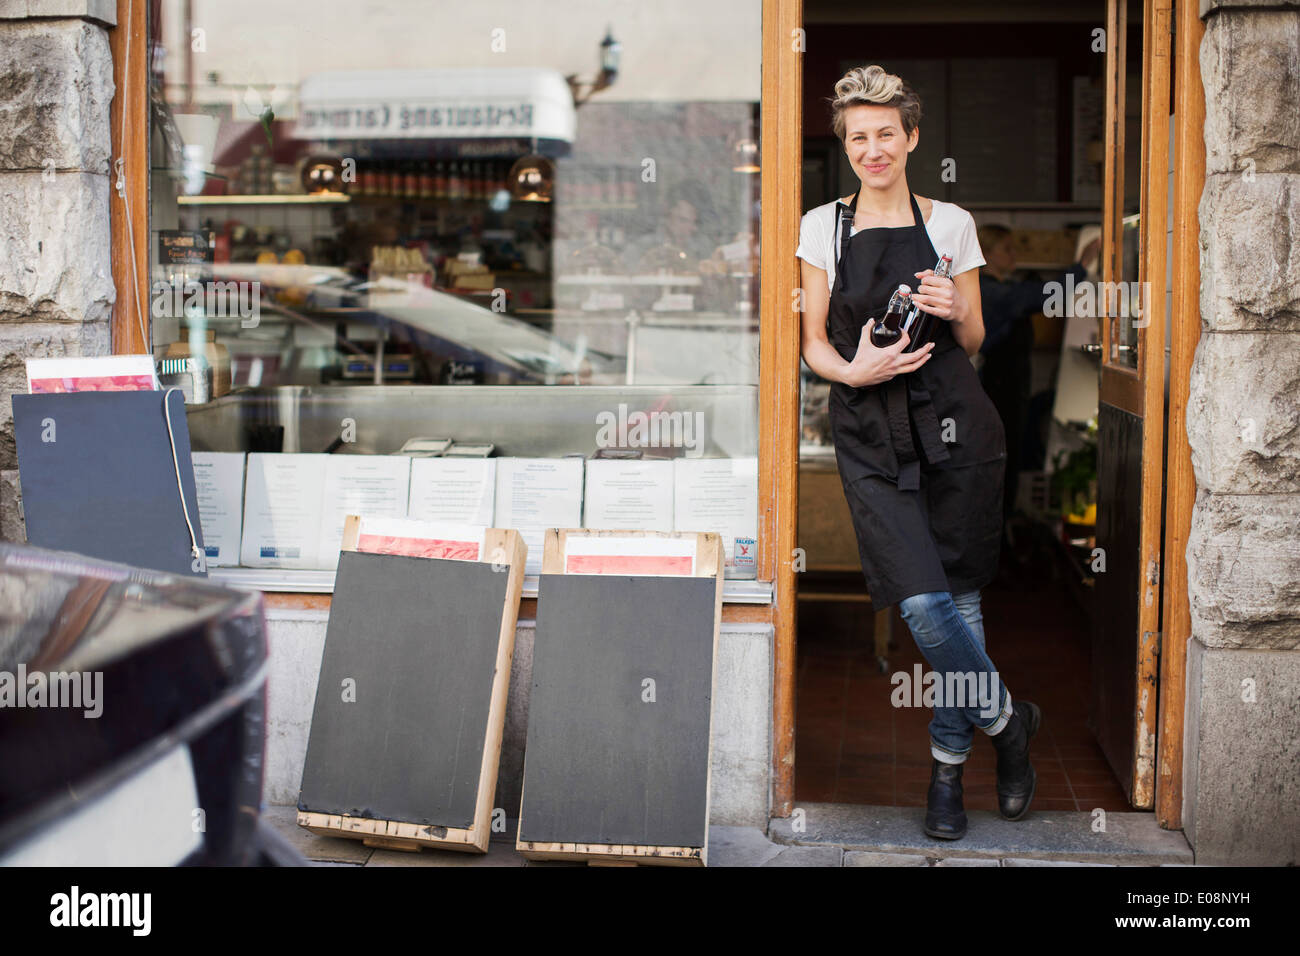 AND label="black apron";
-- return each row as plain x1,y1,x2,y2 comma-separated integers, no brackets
825,190,1006,609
